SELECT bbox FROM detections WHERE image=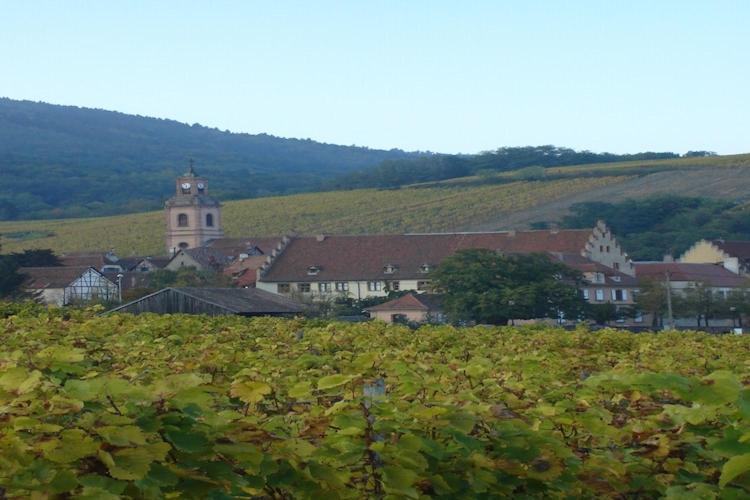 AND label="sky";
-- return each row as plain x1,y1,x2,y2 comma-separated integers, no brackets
1,1,748,155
